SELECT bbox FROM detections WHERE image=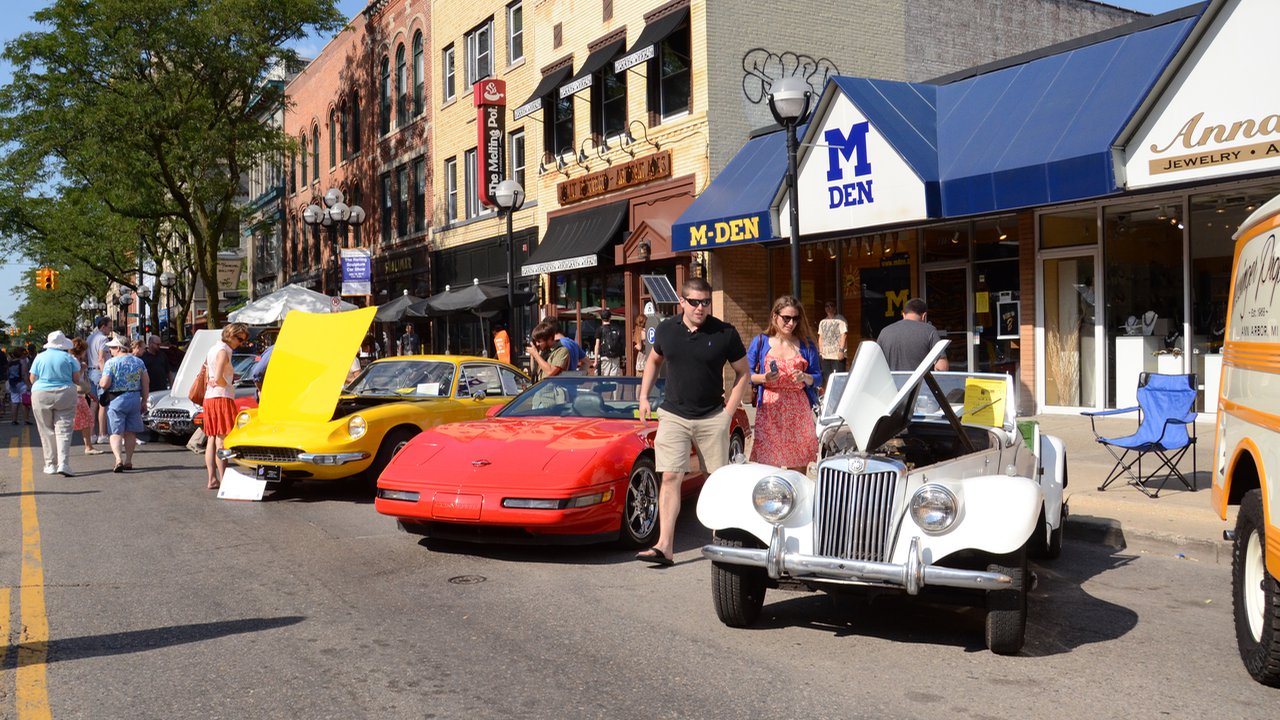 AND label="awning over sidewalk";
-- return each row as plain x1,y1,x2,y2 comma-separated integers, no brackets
671,130,787,251
560,37,627,98
521,201,629,276
938,13,1197,216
